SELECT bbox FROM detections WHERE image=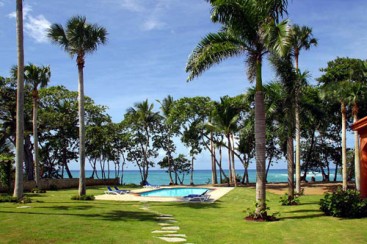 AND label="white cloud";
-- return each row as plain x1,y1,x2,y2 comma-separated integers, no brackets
142,19,166,31
24,15,51,43
140,0,170,31
8,4,51,43
119,0,145,12
8,4,32,18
